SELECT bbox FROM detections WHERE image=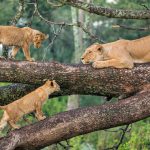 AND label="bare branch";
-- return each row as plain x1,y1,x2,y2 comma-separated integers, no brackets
42,24,64,61
10,0,25,25
47,0,64,7
104,125,130,150
140,4,150,10
112,24,150,31
63,0,150,19
33,0,103,42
